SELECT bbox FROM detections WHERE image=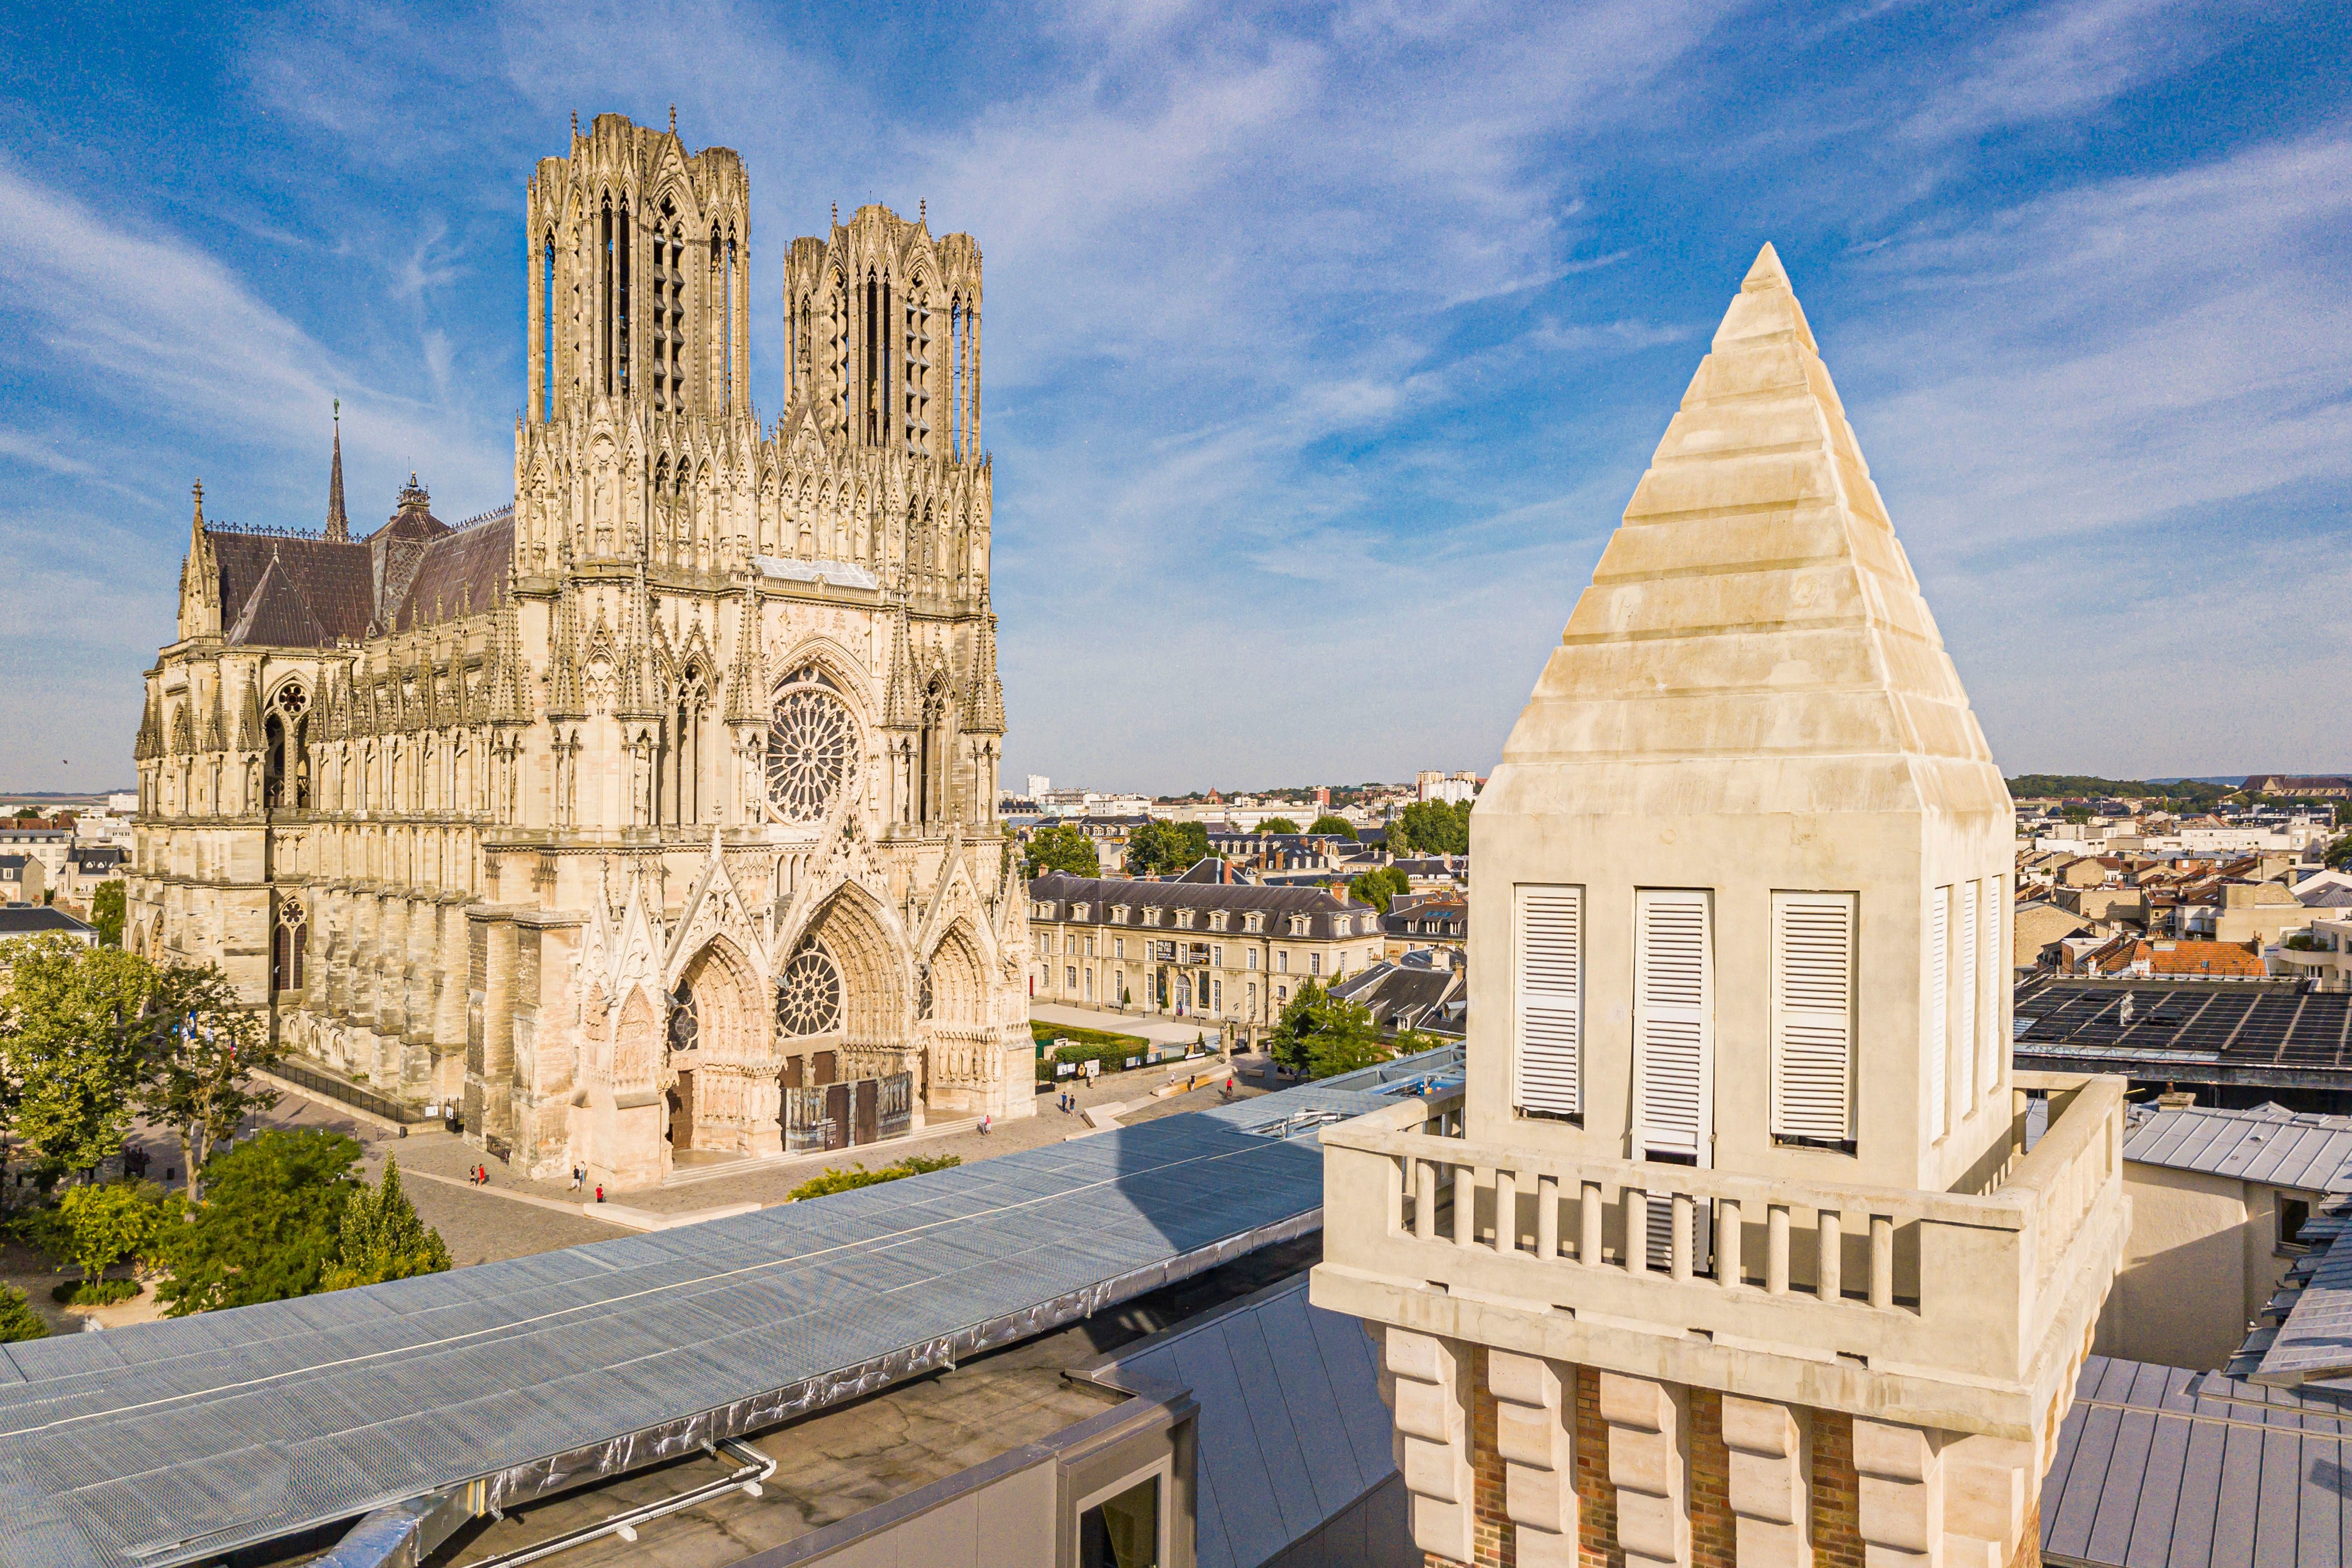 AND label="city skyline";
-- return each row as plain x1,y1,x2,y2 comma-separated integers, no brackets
1,1,2344,794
